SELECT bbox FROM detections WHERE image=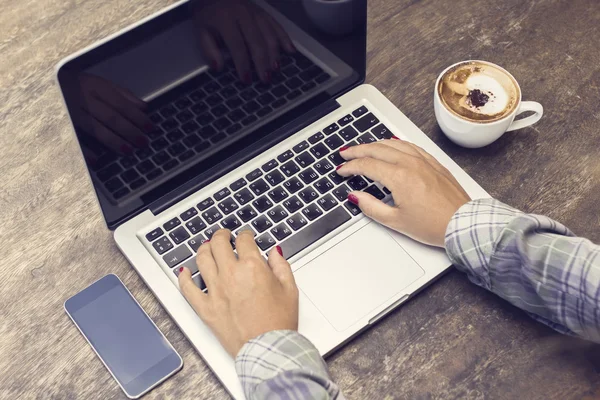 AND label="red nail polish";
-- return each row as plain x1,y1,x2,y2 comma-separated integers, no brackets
335,164,344,170
348,194,359,205
120,145,133,155
179,267,184,273
276,246,283,257
391,135,401,140
205,239,210,243
339,146,349,152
